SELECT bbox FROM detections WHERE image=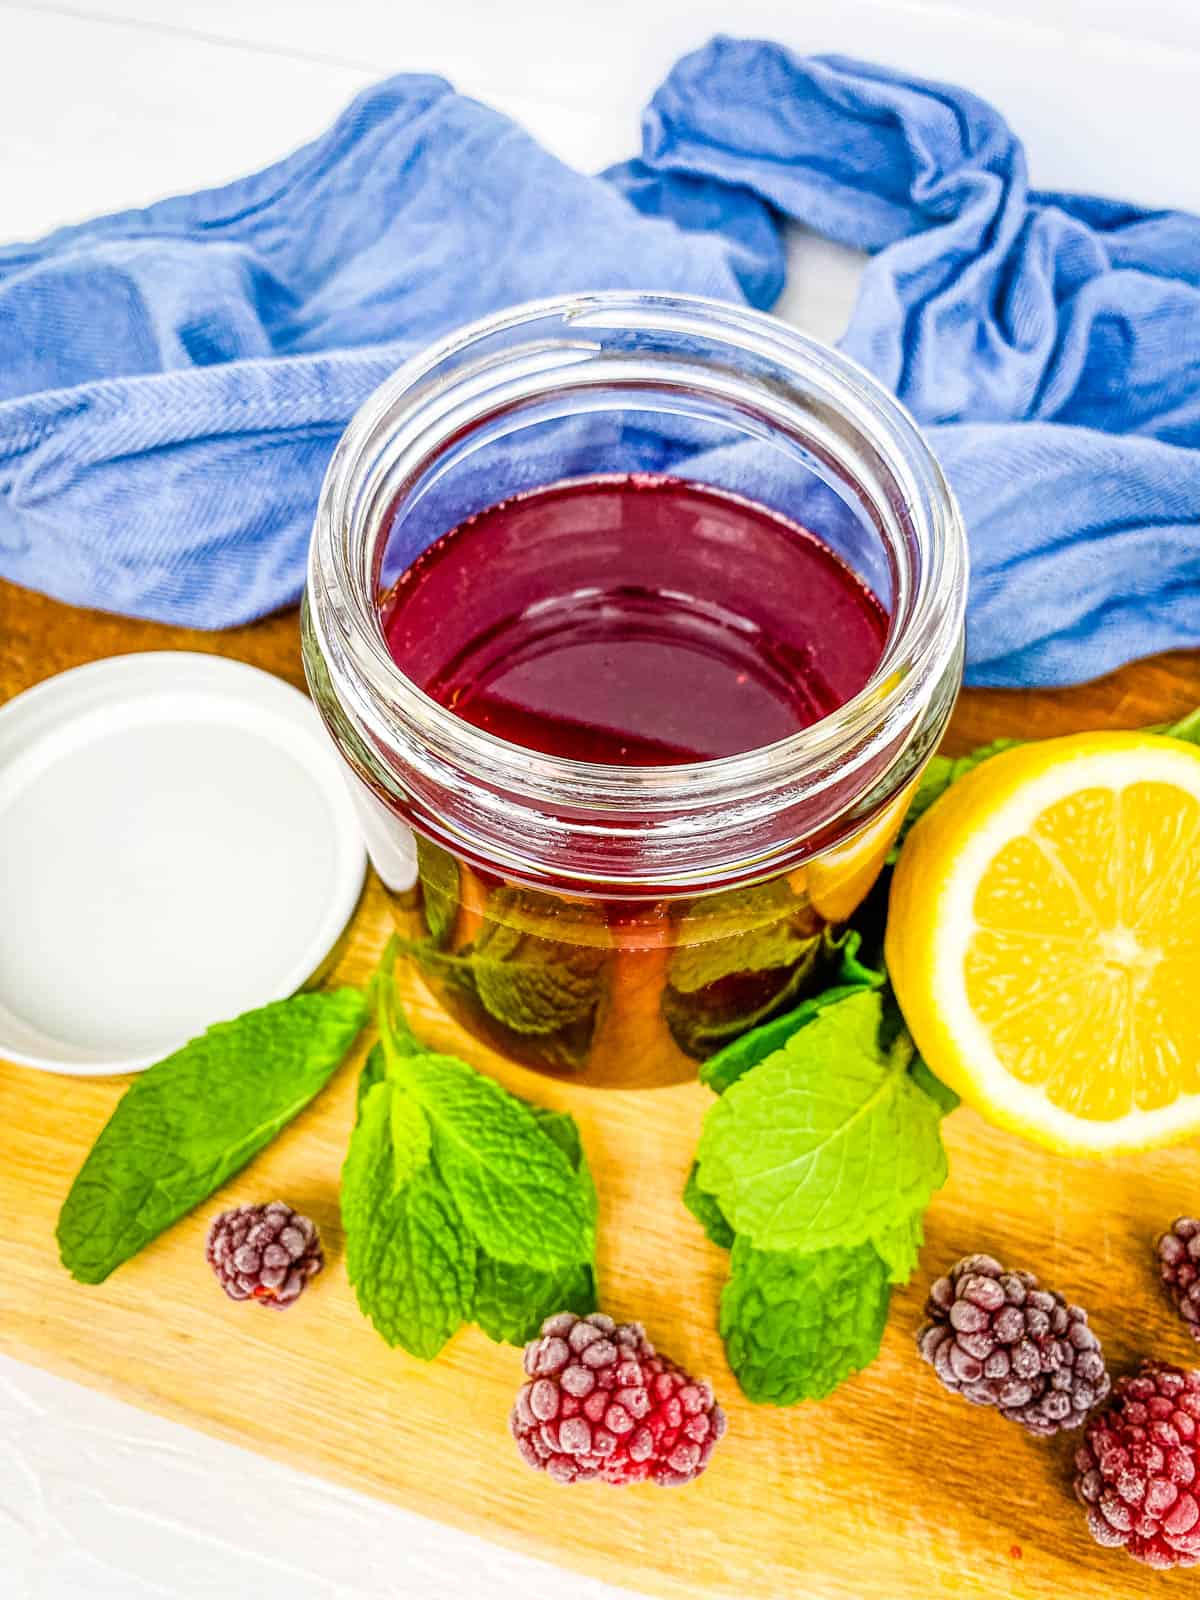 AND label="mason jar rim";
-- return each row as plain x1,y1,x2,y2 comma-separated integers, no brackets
305,291,967,873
